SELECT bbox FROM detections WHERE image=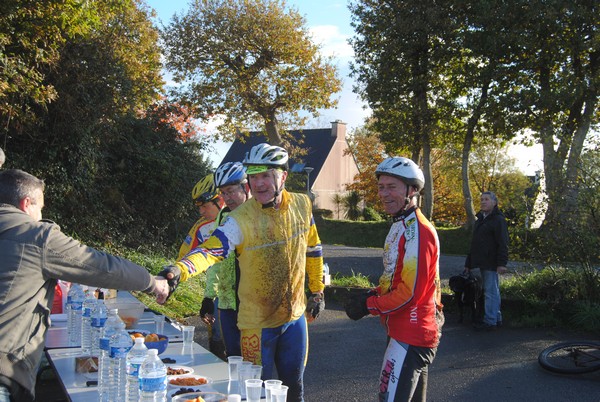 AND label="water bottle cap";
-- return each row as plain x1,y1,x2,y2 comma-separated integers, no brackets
147,349,158,356
135,337,145,344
